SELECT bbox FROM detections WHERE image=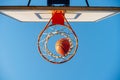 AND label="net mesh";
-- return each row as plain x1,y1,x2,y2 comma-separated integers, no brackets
38,24,78,64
